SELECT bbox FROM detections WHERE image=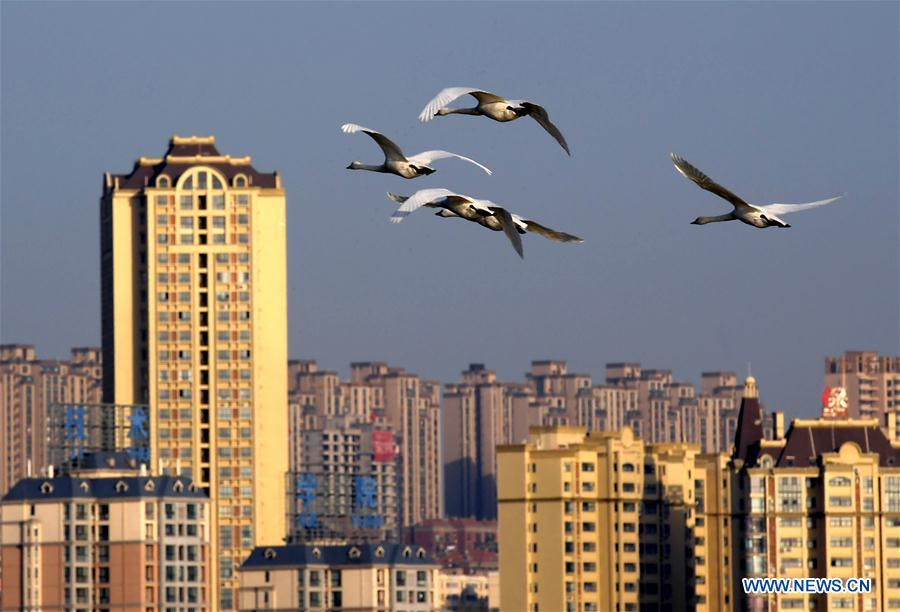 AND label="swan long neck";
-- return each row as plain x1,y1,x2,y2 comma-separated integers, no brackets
438,106,481,116
694,213,735,225
348,162,386,172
